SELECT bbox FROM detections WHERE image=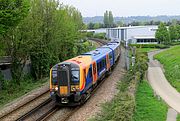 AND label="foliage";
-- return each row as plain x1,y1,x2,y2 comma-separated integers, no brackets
0,77,48,108
0,0,30,35
136,48,158,53
130,44,170,49
103,10,114,28
0,0,87,81
90,72,137,121
133,80,167,121
177,114,180,121
86,32,94,38
87,22,104,29
103,10,109,28
154,45,180,92
93,33,106,39
169,25,179,41
155,22,170,45
109,11,114,28
90,51,148,121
